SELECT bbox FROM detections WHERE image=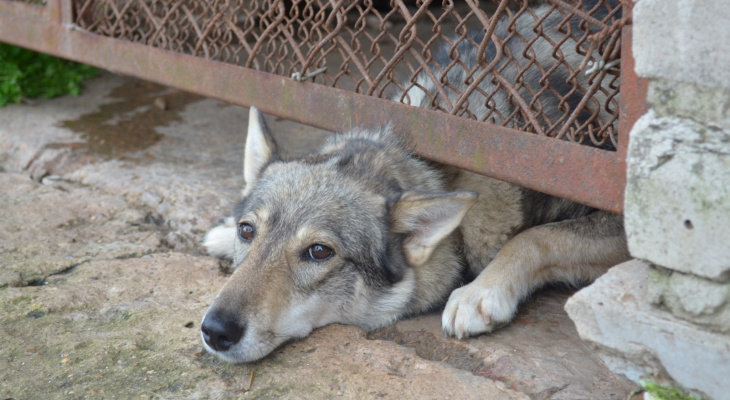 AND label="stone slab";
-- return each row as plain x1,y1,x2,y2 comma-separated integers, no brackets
648,267,730,334
633,0,730,89
0,72,636,399
0,173,163,287
375,287,637,399
624,110,730,280
565,260,730,400
648,79,730,131
0,253,529,400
